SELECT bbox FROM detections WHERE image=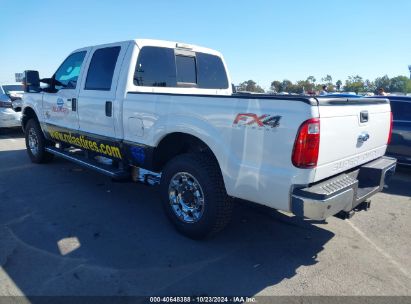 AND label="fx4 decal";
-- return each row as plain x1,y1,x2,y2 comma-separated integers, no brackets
233,113,282,129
